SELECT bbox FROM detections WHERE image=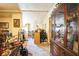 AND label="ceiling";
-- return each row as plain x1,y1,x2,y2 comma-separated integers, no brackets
0,3,54,12
18,3,54,12
0,3,19,10
0,3,54,18
0,3,20,13
0,3,20,17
